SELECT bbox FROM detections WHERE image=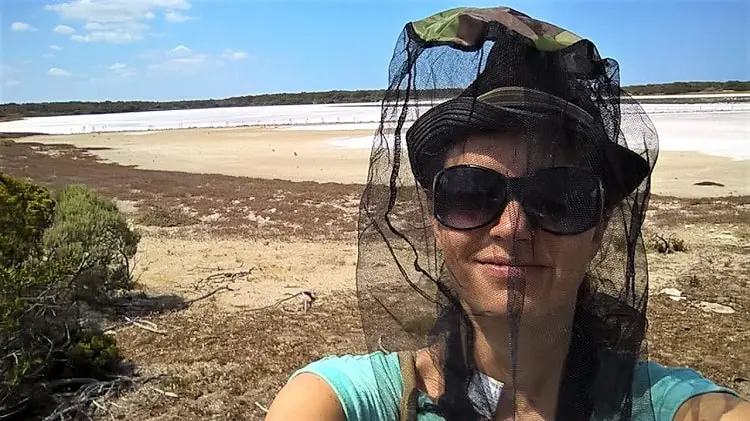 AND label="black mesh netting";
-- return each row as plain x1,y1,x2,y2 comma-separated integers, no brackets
356,7,659,421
